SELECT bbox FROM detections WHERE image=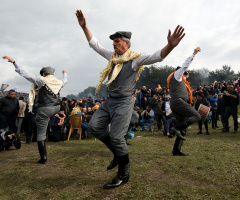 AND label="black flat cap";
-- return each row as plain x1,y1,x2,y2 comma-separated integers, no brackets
109,31,132,40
